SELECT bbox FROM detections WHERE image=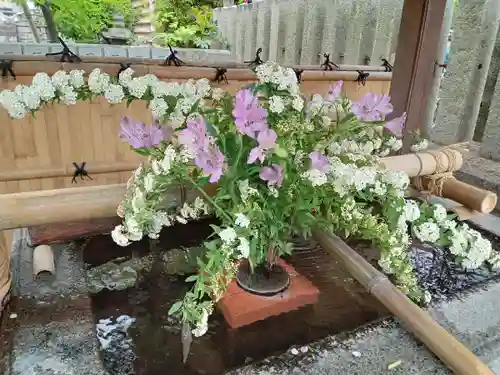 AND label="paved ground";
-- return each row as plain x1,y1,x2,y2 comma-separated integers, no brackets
4,211,500,375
